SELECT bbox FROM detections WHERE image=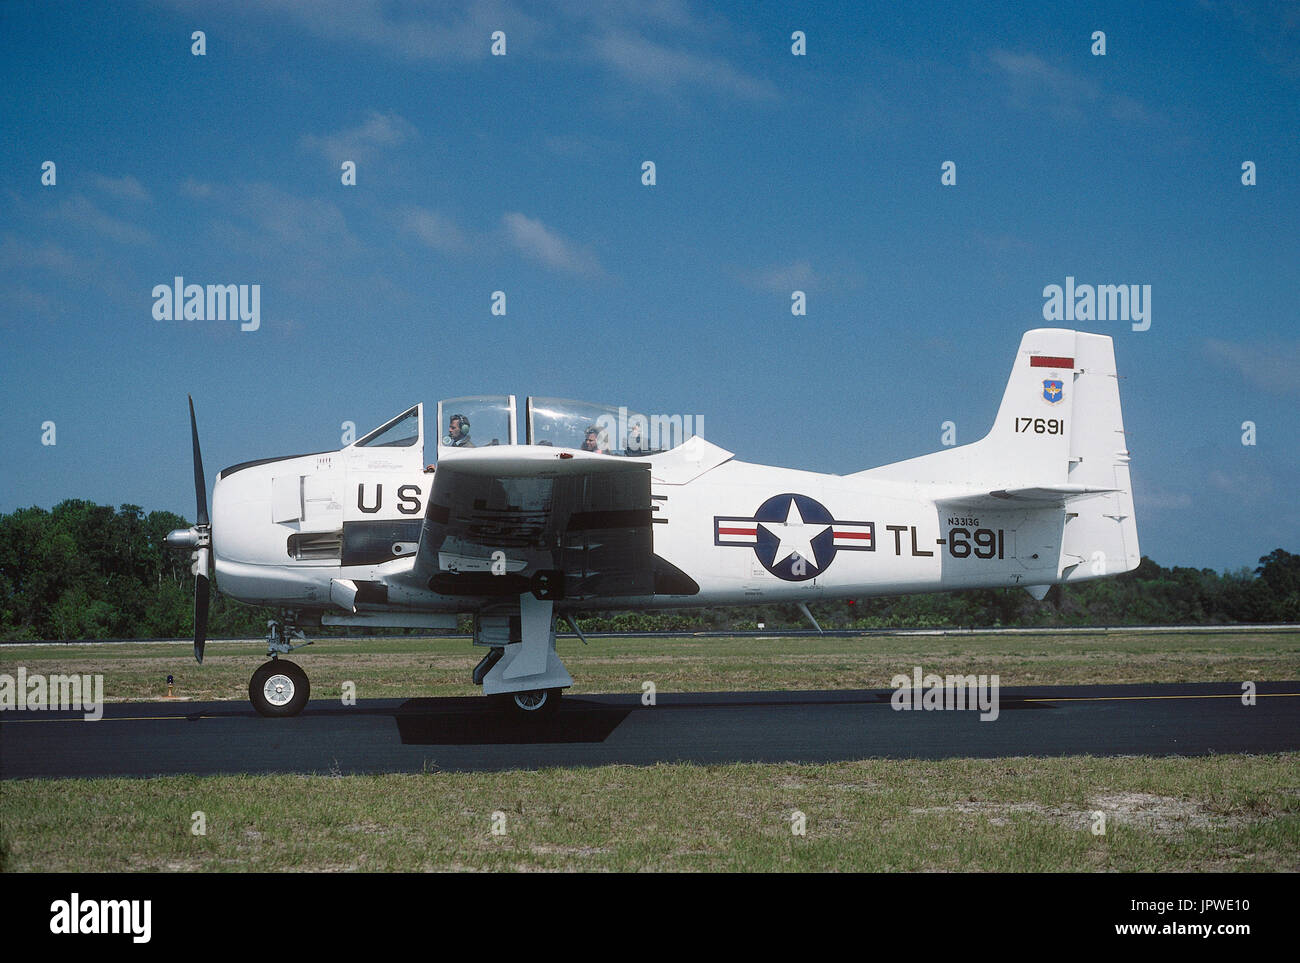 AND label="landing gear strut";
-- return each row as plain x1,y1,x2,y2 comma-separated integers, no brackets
474,594,572,717
249,613,314,717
